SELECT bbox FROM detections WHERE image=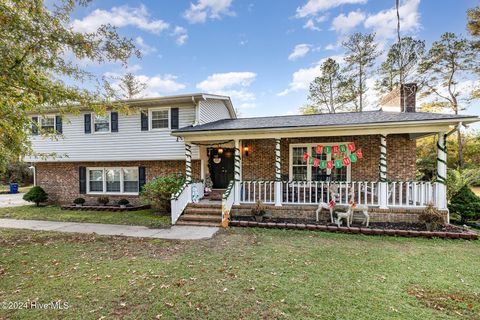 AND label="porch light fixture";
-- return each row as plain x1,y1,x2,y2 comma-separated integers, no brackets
243,146,249,157
217,148,224,155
